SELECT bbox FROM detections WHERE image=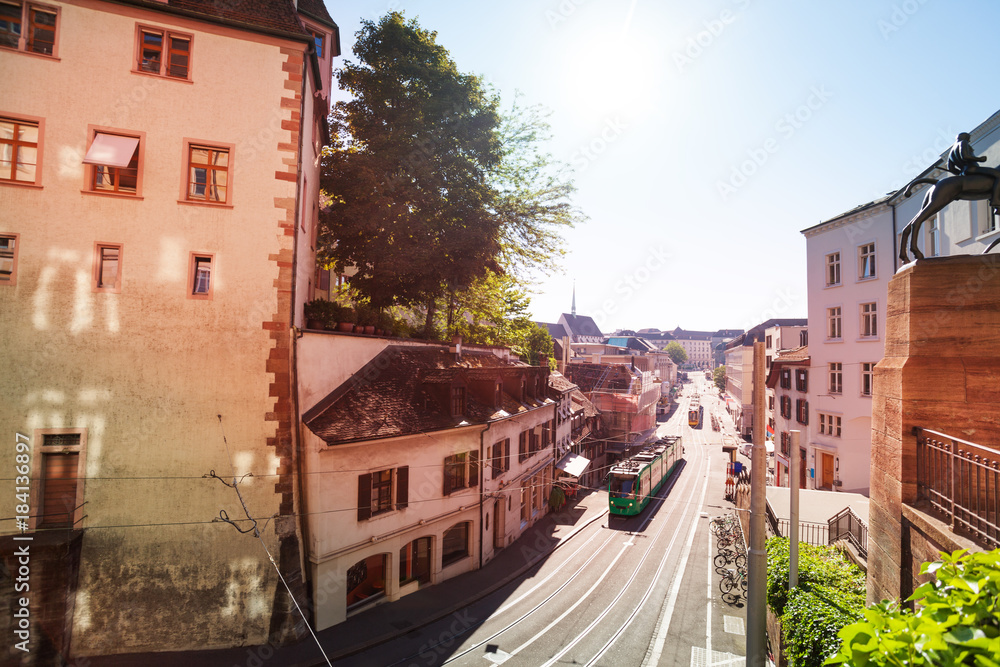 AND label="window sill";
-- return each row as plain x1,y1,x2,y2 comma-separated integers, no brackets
0,45,60,61
856,276,878,283
822,283,842,289
177,199,234,209
0,180,43,189
856,336,880,342
81,190,143,200
130,68,194,84
825,338,844,344
975,229,1000,243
